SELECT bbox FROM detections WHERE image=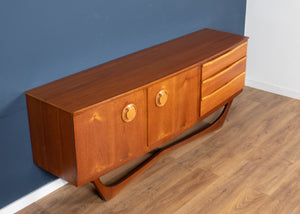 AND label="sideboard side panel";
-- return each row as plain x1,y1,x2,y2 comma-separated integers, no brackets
26,95,77,184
